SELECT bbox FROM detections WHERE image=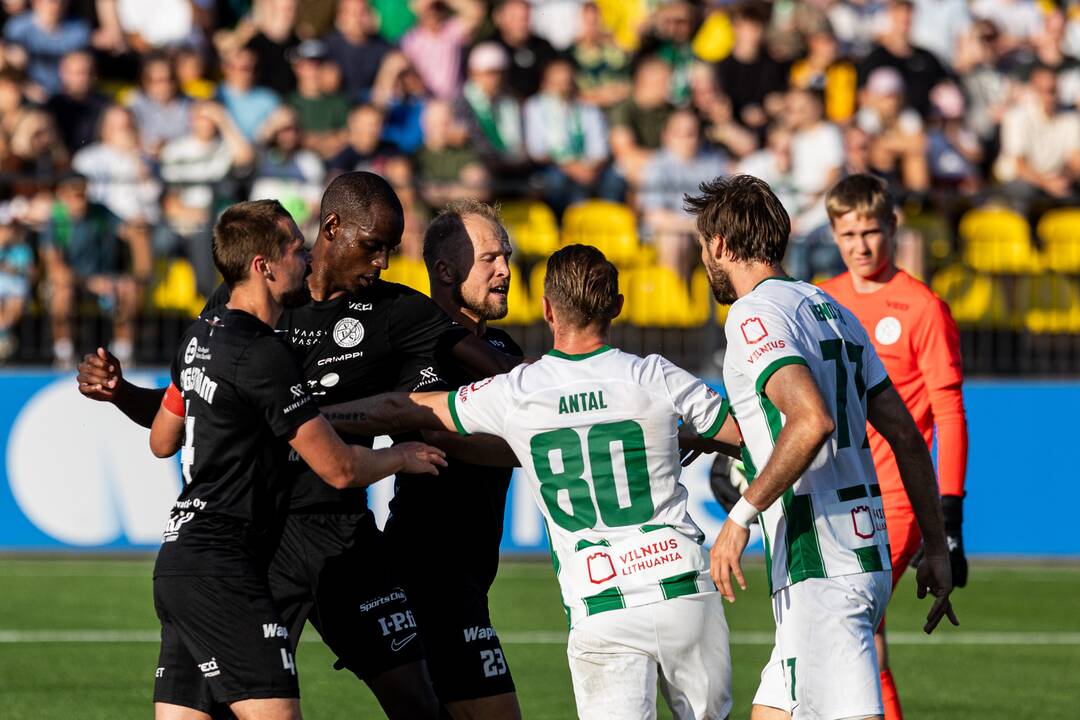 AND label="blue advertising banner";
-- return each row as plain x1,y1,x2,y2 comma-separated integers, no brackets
0,372,1075,556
